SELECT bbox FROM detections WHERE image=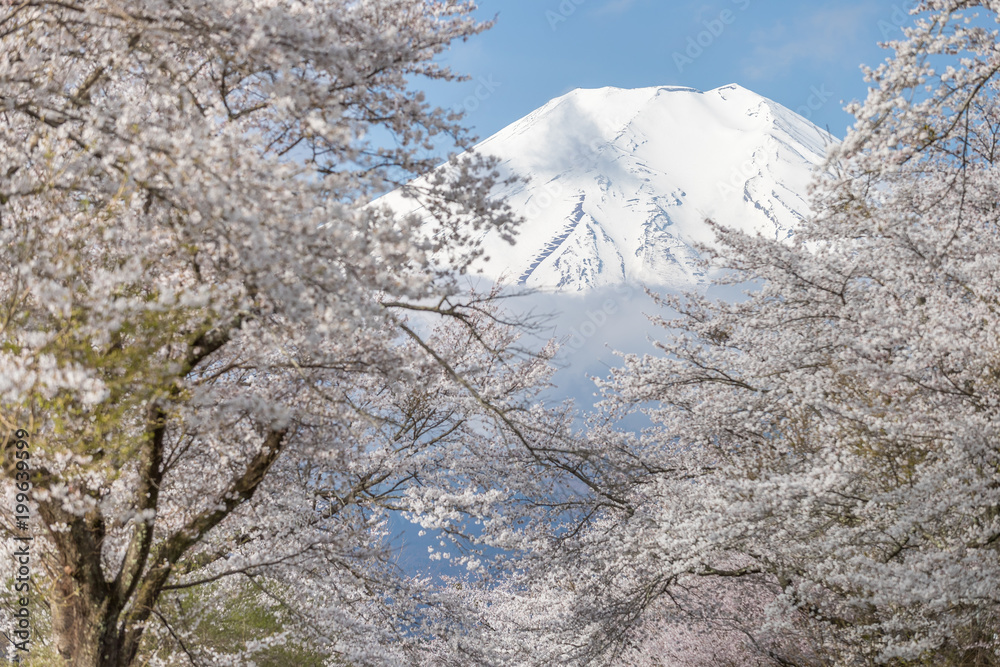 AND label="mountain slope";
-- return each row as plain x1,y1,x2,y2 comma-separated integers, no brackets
384,83,835,292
